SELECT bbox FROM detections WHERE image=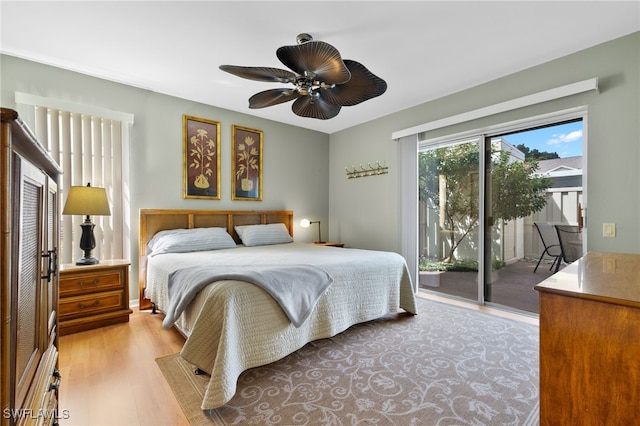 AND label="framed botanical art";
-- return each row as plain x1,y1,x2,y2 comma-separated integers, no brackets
232,124,263,201
183,115,221,199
